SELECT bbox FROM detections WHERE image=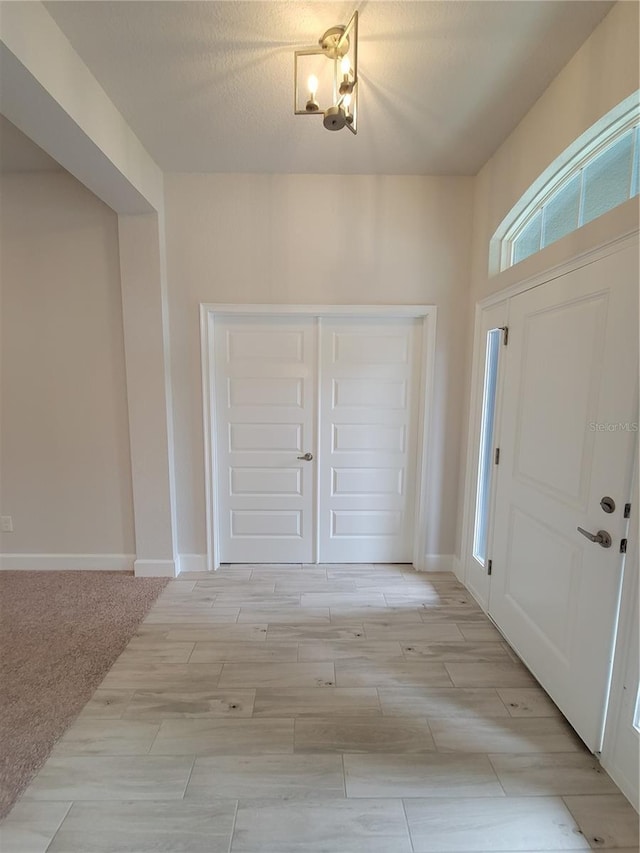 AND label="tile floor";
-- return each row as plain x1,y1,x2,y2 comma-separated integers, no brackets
2,564,638,852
